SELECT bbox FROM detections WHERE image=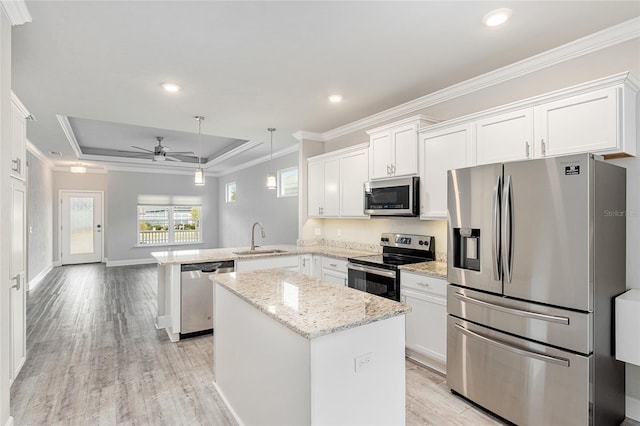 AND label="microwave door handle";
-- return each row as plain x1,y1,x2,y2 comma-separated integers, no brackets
492,175,502,281
502,175,514,283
